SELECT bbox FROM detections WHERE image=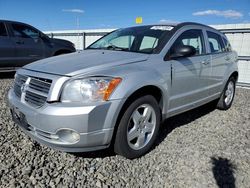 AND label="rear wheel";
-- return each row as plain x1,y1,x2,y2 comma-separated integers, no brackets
217,77,236,110
114,95,161,159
